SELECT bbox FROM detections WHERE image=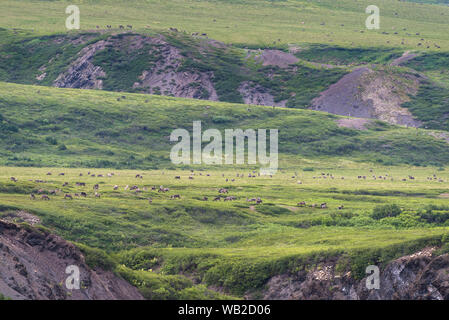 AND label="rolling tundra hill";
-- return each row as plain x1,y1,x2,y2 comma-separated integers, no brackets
1,0,449,301
0,29,448,130
0,81,448,169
